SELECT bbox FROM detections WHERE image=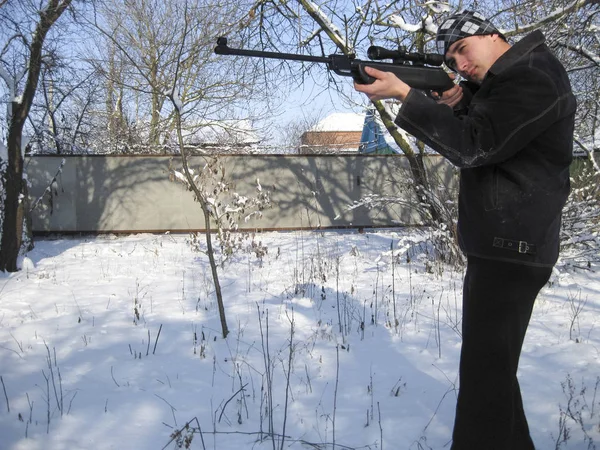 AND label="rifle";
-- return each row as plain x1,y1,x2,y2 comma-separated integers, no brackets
214,37,454,92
